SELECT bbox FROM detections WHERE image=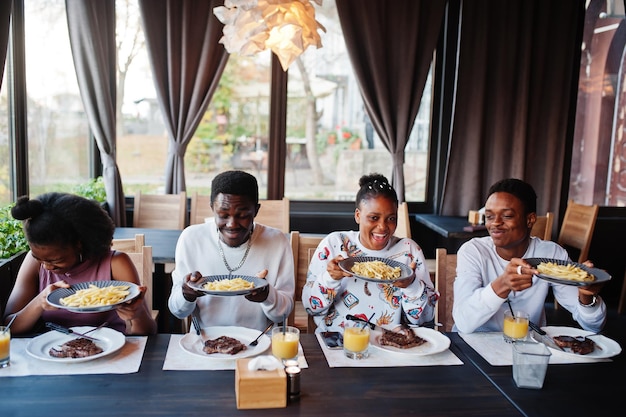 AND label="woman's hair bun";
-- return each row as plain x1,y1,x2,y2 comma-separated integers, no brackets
11,195,44,221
